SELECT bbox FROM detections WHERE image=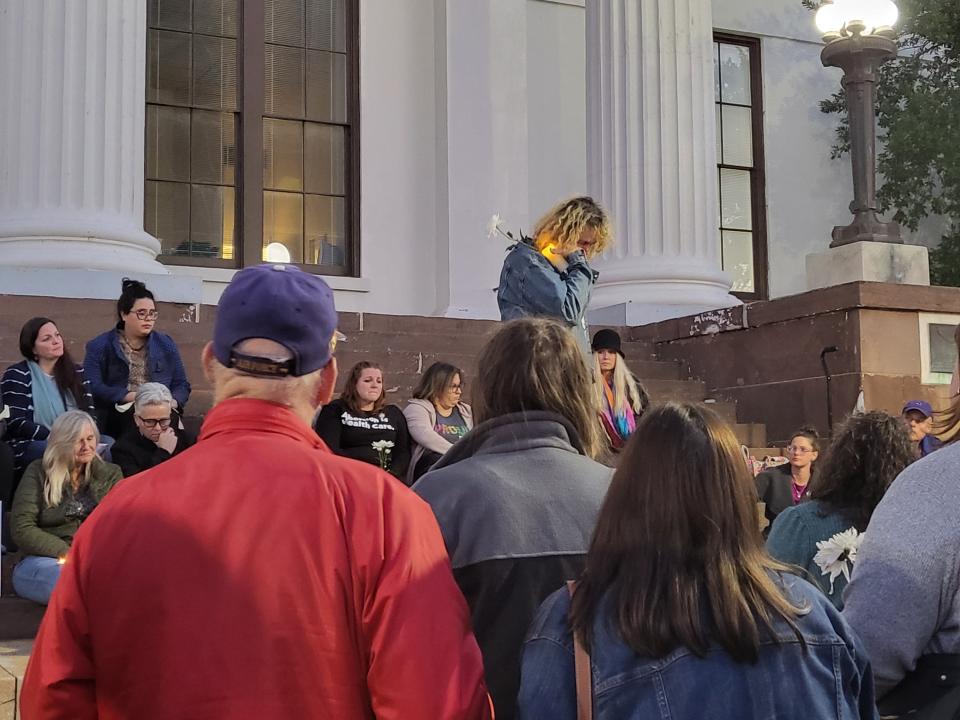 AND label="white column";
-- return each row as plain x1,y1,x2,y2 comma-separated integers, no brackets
0,0,165,274
434,0,529,319
586,0,739,325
